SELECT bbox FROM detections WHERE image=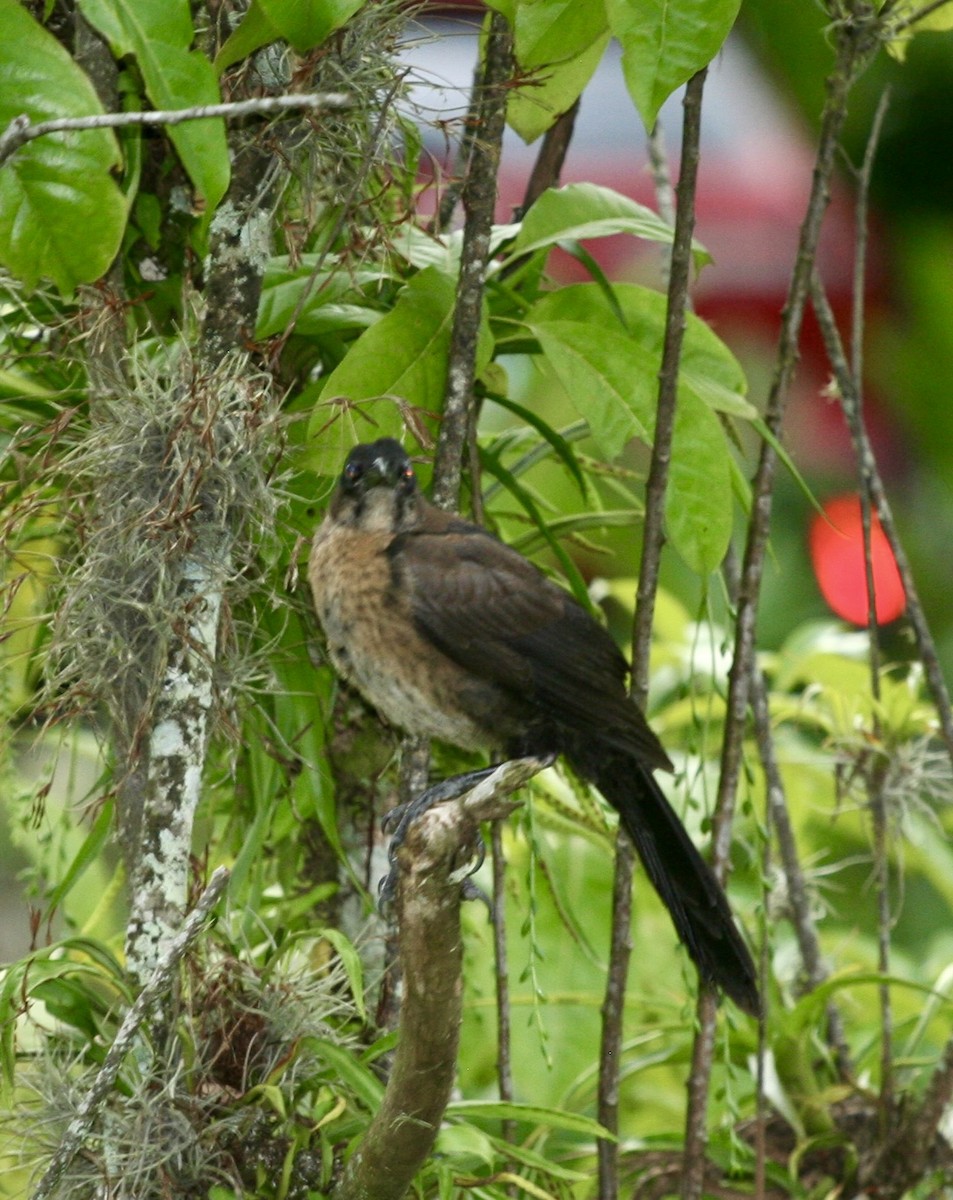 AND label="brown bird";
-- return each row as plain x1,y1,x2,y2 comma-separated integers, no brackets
309,437,759,1016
